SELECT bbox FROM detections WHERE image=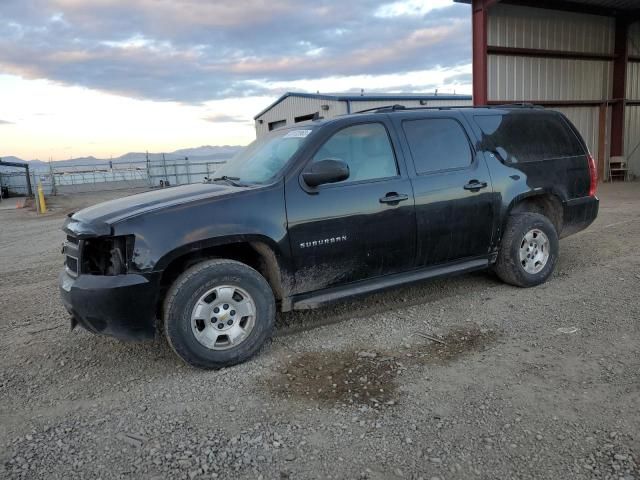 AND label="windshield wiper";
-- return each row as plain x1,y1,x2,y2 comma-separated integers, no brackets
208,175,246,187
